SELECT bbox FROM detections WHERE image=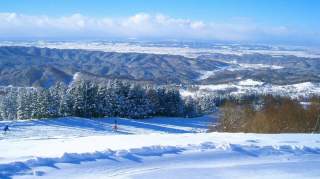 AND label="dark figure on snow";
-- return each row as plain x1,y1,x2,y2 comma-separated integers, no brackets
113,119,118,131
3,125,9,134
